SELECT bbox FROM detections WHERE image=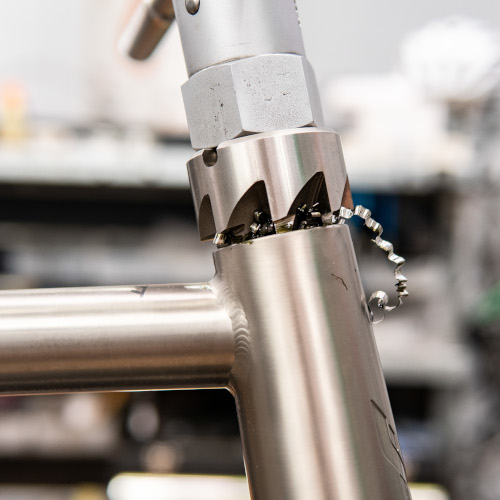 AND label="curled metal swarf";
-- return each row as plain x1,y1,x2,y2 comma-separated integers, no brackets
338,205,408,323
